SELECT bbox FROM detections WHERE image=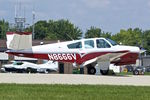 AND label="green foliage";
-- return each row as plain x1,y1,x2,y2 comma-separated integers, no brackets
0,84,150,100
26,19,82,40
46,19,82,40
85,26,102,38
112,28,143,46
84,26,111,39
0,19,9,39
142,30,150,54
